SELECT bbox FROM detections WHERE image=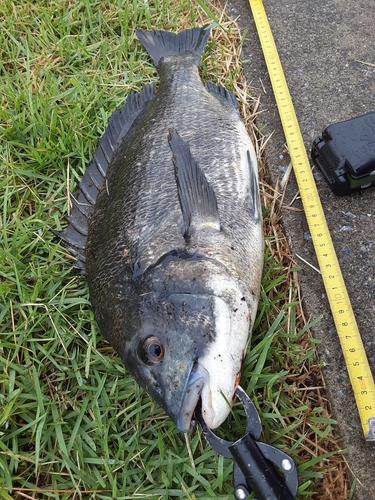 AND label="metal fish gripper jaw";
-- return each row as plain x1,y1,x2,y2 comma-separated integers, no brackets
194,386,298,500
